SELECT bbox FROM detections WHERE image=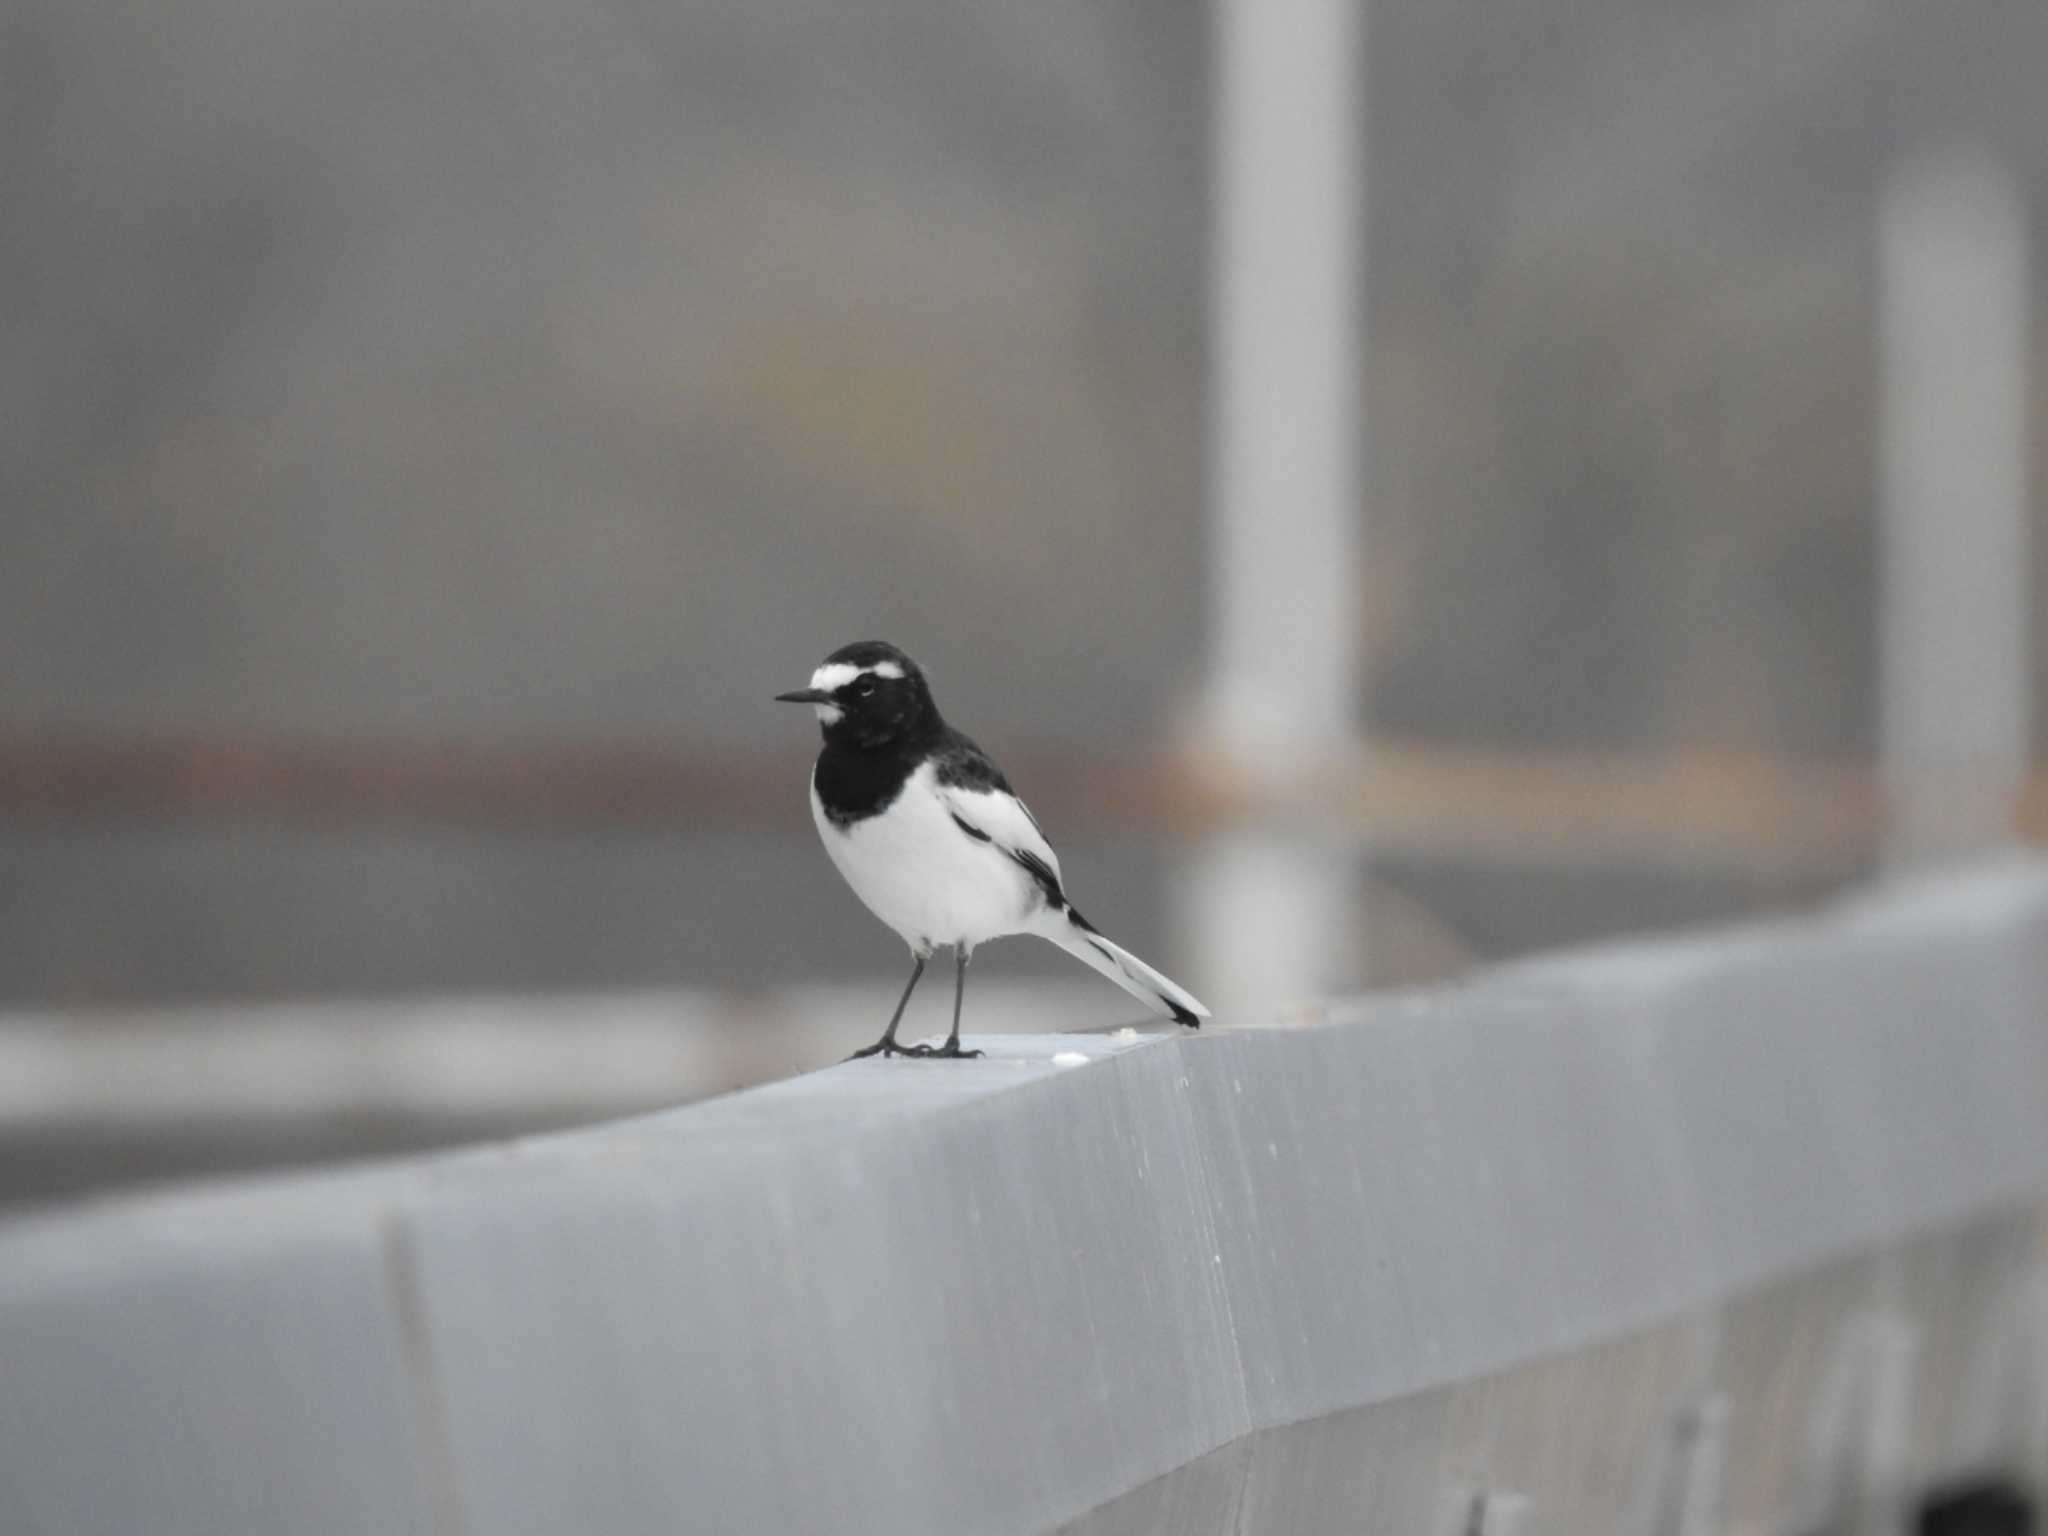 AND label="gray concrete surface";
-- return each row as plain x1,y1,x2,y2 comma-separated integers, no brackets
3,858,2048,1534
